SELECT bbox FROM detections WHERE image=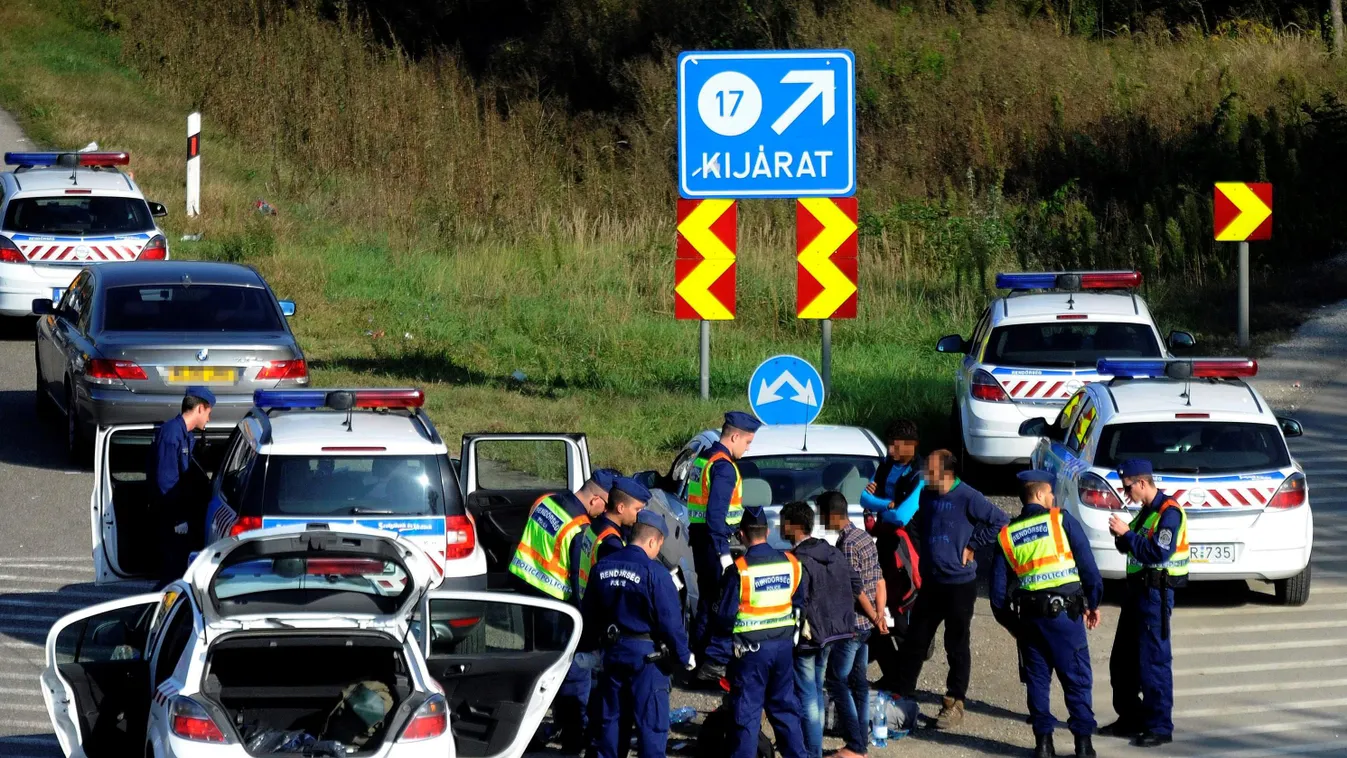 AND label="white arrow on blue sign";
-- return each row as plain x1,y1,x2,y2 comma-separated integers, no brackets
749,355,826,426
678,50,856,199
